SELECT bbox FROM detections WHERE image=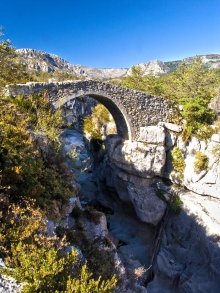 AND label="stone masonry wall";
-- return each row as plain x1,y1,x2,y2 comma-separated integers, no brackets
5,80,177,141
